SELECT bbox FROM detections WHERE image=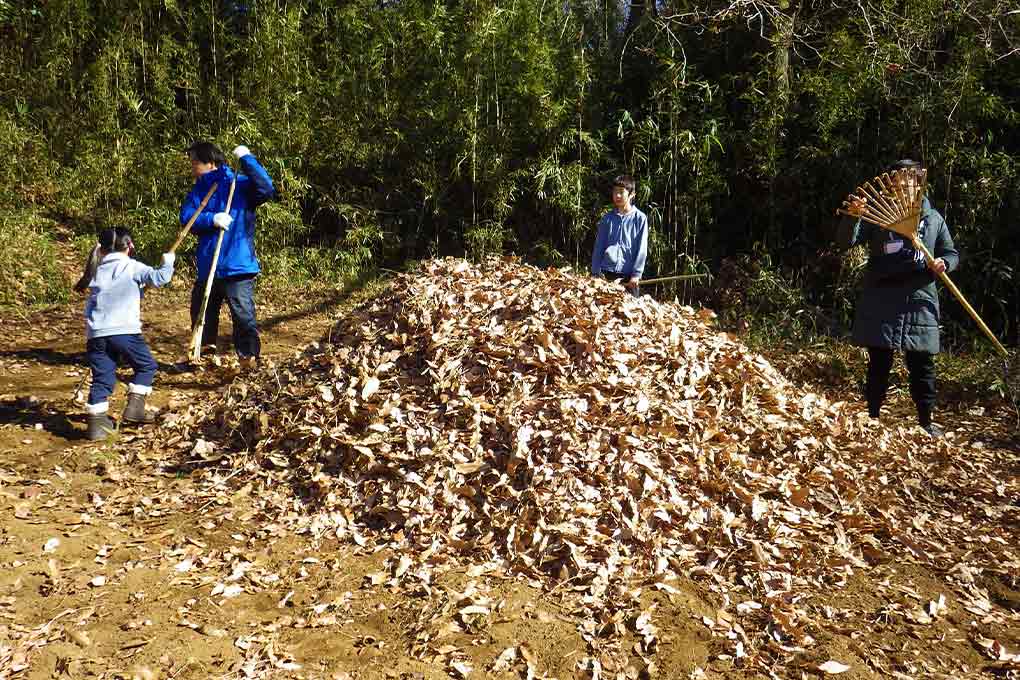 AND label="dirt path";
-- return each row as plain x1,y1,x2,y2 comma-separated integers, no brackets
1,280,1018,680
